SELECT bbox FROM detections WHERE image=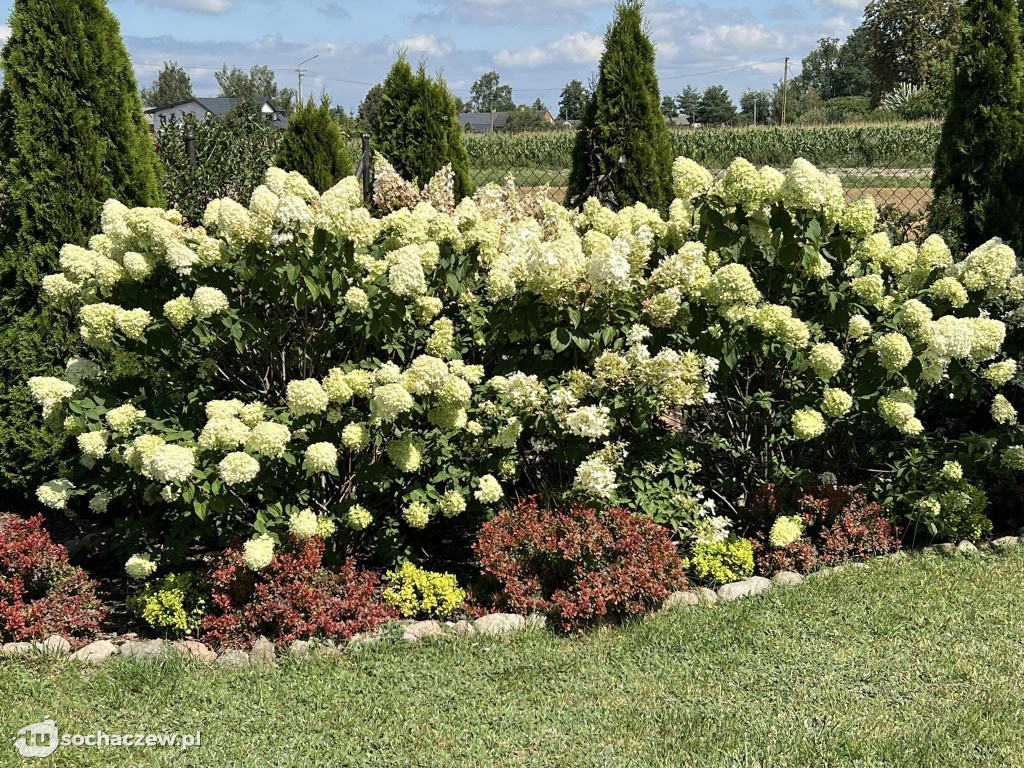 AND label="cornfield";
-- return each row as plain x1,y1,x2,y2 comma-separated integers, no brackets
359,121,941,213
